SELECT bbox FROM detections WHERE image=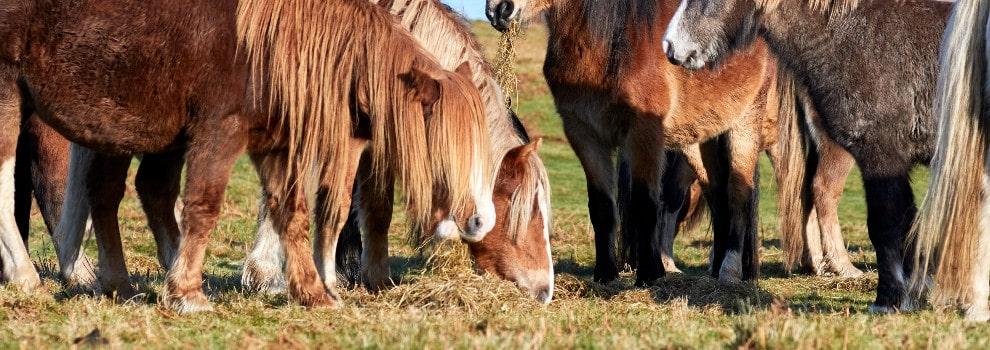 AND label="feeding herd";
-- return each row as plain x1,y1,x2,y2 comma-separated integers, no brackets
0,0,987,322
